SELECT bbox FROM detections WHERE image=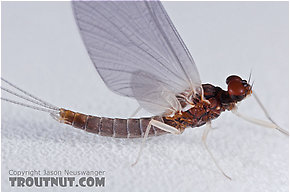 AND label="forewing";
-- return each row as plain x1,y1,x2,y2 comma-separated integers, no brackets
72,0,201,115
